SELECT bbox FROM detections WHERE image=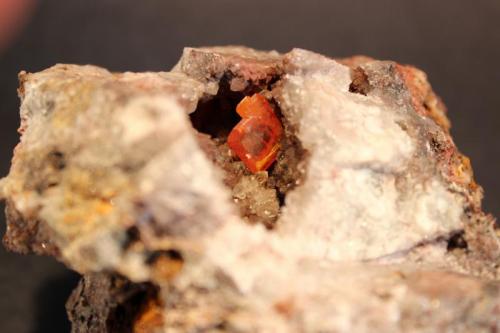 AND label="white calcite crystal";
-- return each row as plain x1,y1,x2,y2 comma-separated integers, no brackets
277,49,464,260
1,47,499,333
